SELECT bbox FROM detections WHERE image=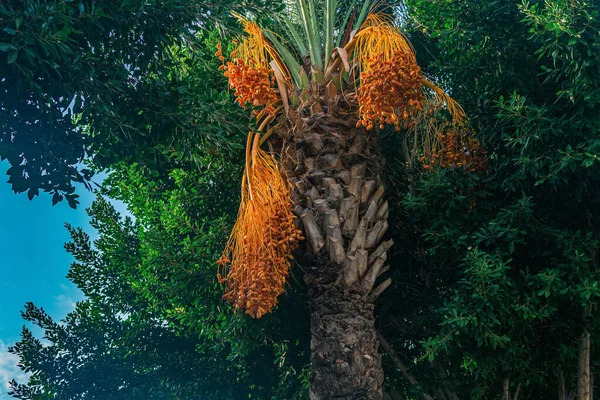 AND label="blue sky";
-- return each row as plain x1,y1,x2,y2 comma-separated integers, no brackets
0,161,123,399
